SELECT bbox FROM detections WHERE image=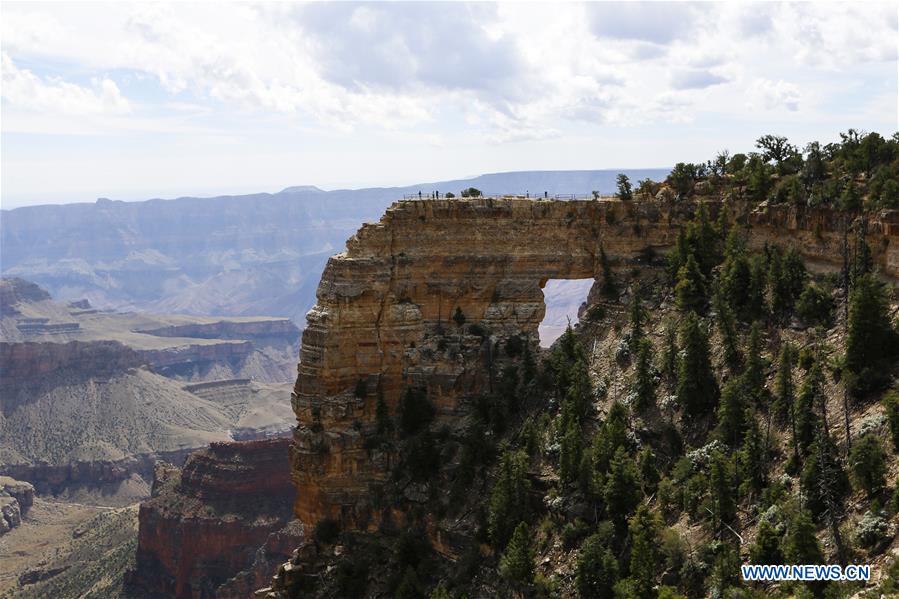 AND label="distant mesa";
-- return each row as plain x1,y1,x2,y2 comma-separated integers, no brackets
278,185,325,194
0,277,298,498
